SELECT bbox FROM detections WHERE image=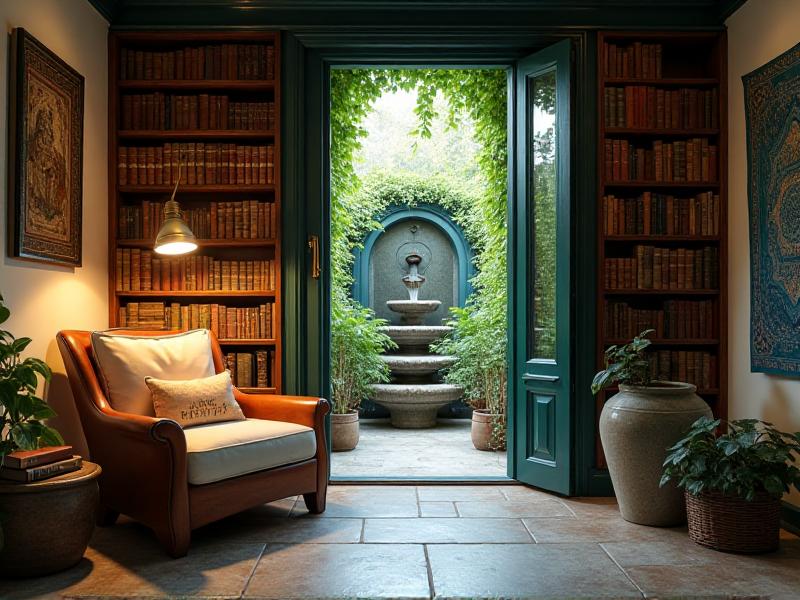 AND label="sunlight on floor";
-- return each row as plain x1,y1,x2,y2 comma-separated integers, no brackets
331,418,508,479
